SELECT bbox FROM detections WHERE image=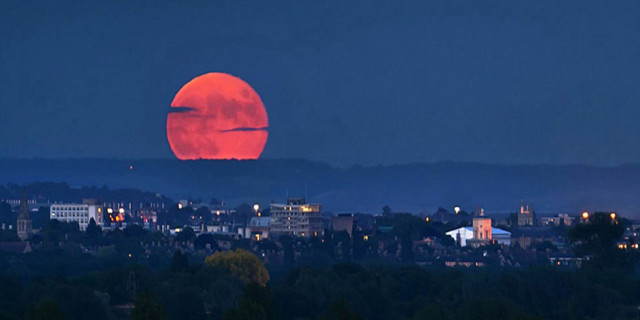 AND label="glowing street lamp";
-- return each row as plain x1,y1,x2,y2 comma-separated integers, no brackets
581,211,589,220
454,206,461,214
610,212,616,220
253,203,260,215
